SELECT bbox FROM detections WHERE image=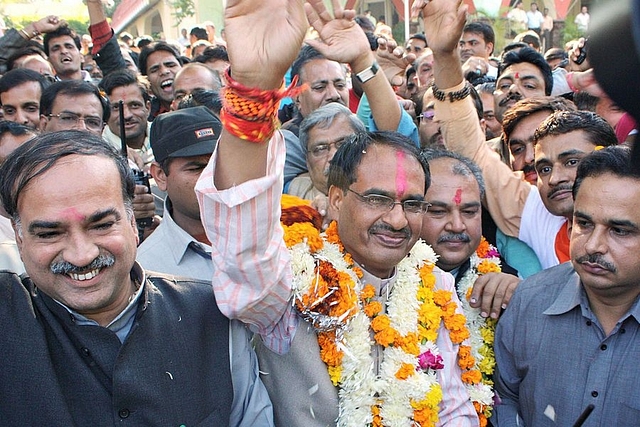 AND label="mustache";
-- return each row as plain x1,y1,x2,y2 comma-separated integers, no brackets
369,223,411,239
522,163,537,175
498,93,523,107
547,184,573,199
437,233,471,244
50,254,116,275
574,254,616,272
